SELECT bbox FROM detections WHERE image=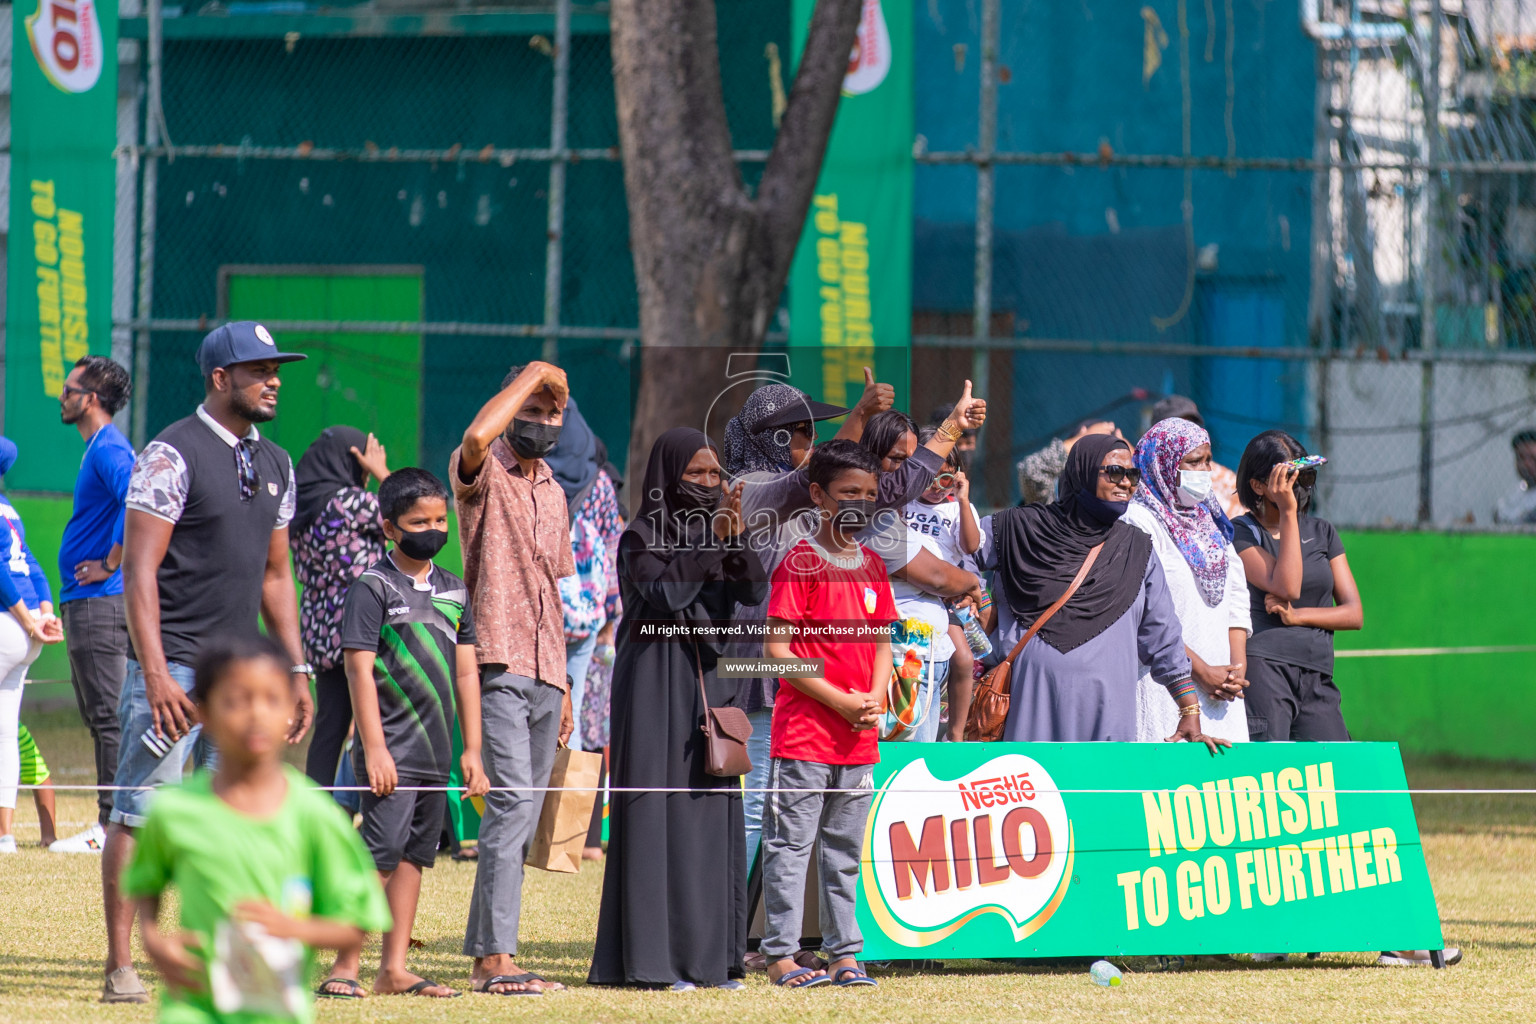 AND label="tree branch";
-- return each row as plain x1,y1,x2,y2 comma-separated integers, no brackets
754,0,864,274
